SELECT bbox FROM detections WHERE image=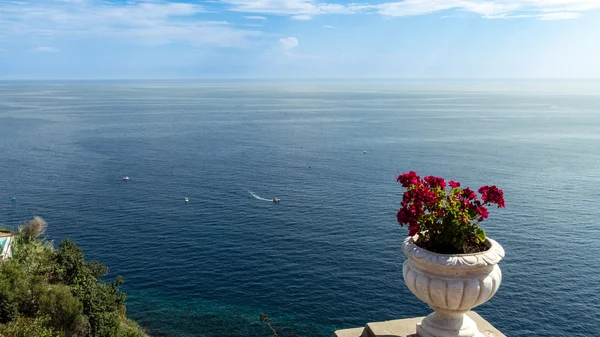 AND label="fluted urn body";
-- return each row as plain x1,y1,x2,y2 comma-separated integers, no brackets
402,236,504,337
